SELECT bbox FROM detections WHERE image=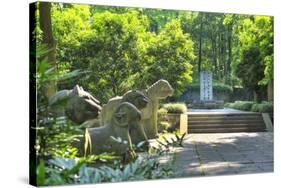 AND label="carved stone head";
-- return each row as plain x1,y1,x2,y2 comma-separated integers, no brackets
121,90,149,110
147,79,174,99
112,102,142,127
49,85,102,124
